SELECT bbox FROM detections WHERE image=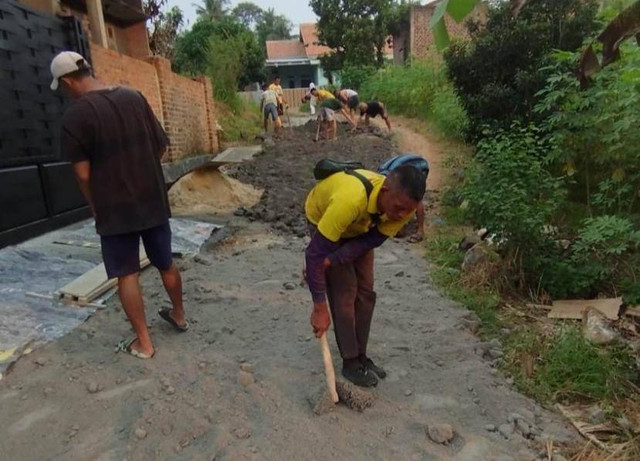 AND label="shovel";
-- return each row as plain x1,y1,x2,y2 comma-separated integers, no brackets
319,332,339,403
